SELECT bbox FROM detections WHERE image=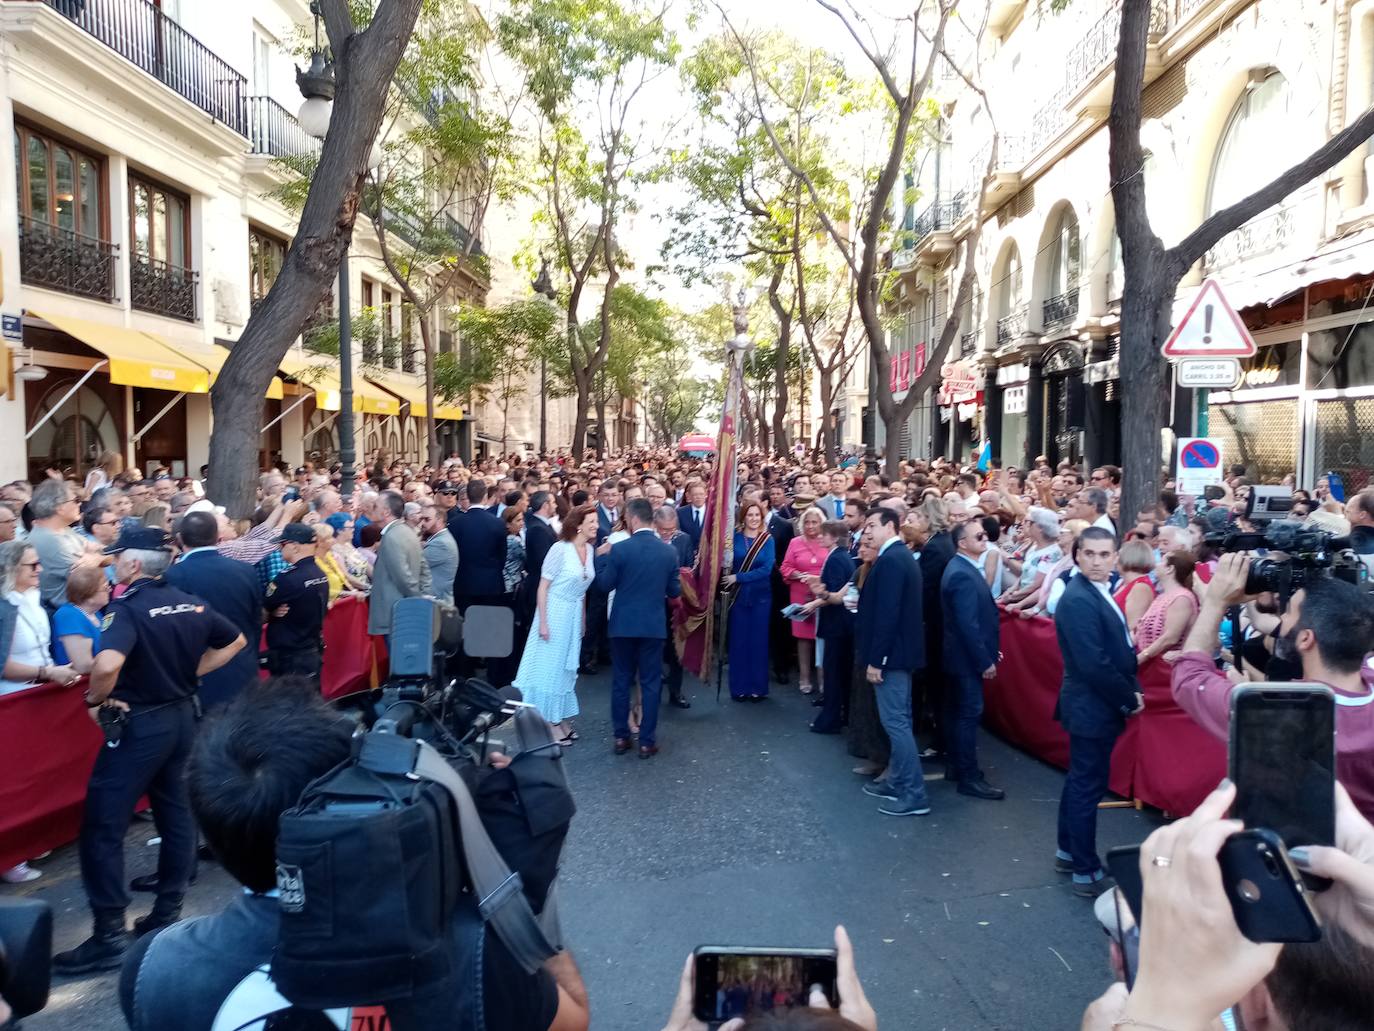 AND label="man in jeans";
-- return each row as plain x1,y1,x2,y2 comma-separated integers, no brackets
855,508,929,816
